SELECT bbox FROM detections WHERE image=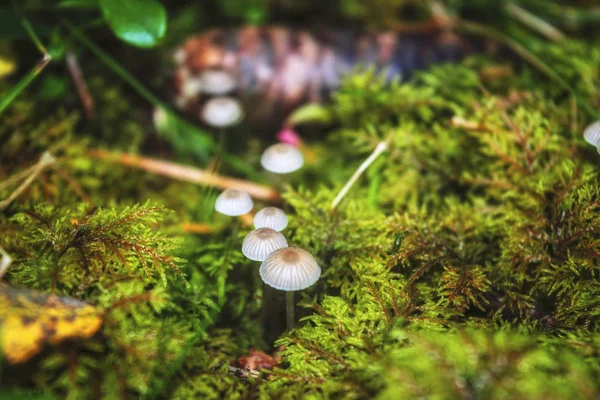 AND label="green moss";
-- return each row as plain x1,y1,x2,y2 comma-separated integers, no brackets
3,2,600,398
